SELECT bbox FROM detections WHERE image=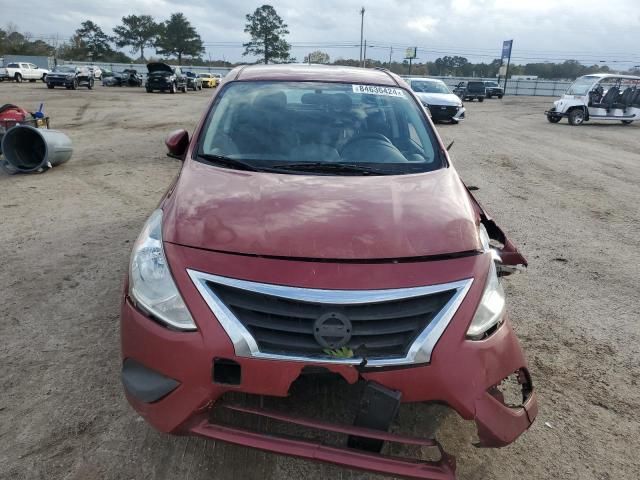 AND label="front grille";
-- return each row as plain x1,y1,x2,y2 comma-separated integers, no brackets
430,105,459,119
207,281,456,359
